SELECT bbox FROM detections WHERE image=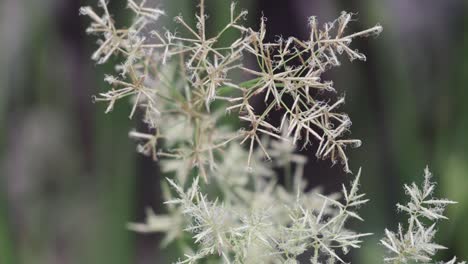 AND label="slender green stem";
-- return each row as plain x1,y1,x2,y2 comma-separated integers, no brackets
312,245,320,264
